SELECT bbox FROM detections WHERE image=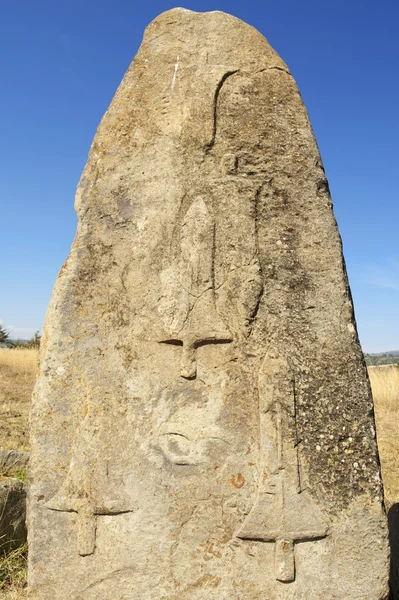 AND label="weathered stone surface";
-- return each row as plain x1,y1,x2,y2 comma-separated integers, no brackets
0,478,27,552
28,8,389,599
